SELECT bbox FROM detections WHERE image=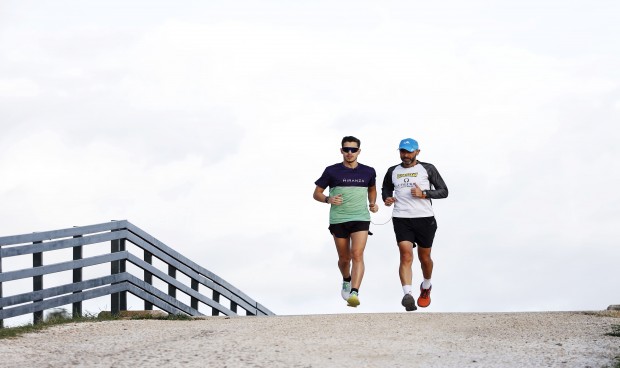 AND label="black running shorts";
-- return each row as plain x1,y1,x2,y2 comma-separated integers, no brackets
392,216,437,248
329,221,371,239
